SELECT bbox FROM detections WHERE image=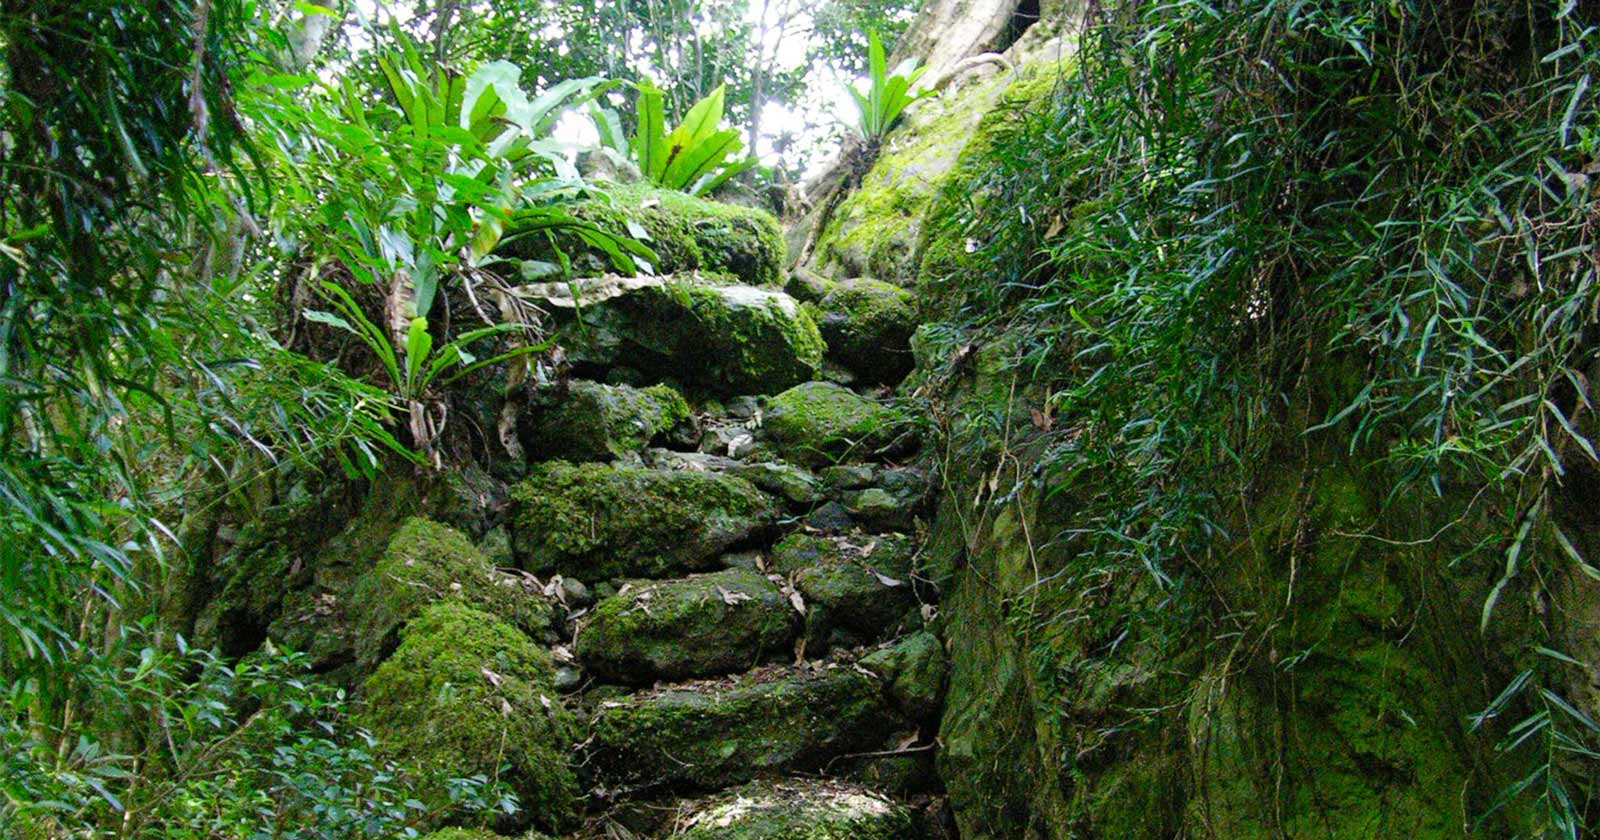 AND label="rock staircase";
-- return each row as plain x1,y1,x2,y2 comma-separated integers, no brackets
509,266,945,837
